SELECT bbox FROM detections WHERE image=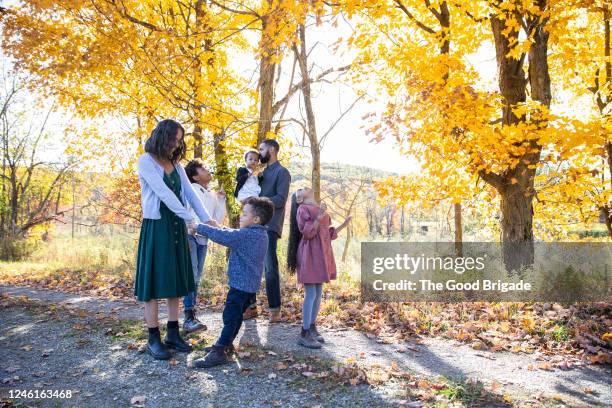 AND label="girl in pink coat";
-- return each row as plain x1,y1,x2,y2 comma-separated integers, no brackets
287,187,351,349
